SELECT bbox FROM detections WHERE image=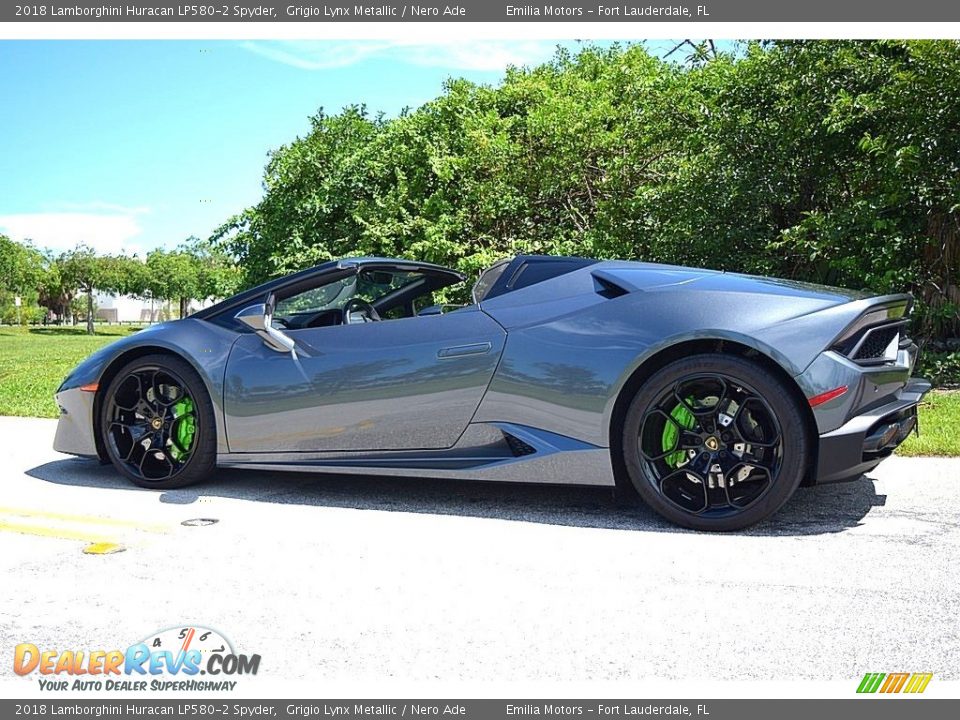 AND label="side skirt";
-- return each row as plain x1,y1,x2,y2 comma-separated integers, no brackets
217,422,616,487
